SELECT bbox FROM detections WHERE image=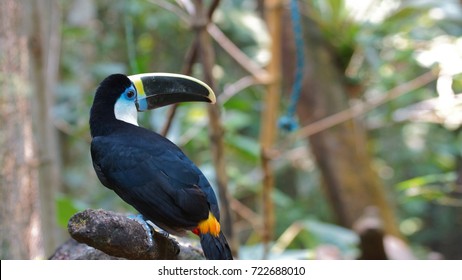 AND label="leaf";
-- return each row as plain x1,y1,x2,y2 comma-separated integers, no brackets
396,172,457,190
55,195,87,228
225,134,260,162
396,172,459,204
273,219,359,256
300,219,359,251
